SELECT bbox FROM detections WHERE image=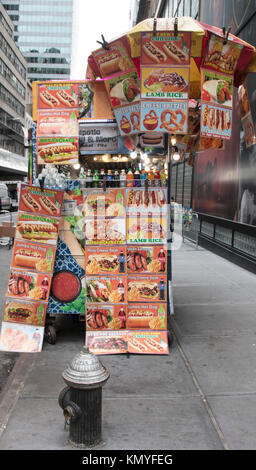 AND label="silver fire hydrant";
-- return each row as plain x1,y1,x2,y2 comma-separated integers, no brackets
58,346,110,447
